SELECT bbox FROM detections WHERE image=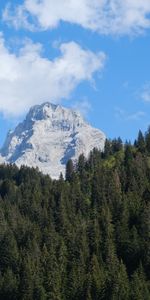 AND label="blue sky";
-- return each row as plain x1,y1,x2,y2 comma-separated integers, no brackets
0,0,150,145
